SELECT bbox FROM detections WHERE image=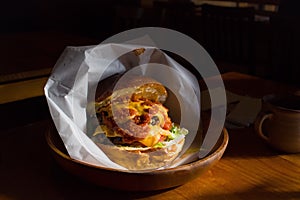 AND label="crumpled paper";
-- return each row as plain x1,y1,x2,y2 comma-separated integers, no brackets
44,42,202,171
